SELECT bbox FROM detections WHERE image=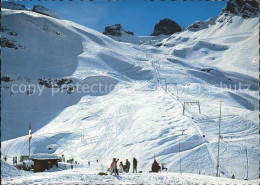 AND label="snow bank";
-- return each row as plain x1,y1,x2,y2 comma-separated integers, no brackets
2,167,259,185
1,159,29,178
